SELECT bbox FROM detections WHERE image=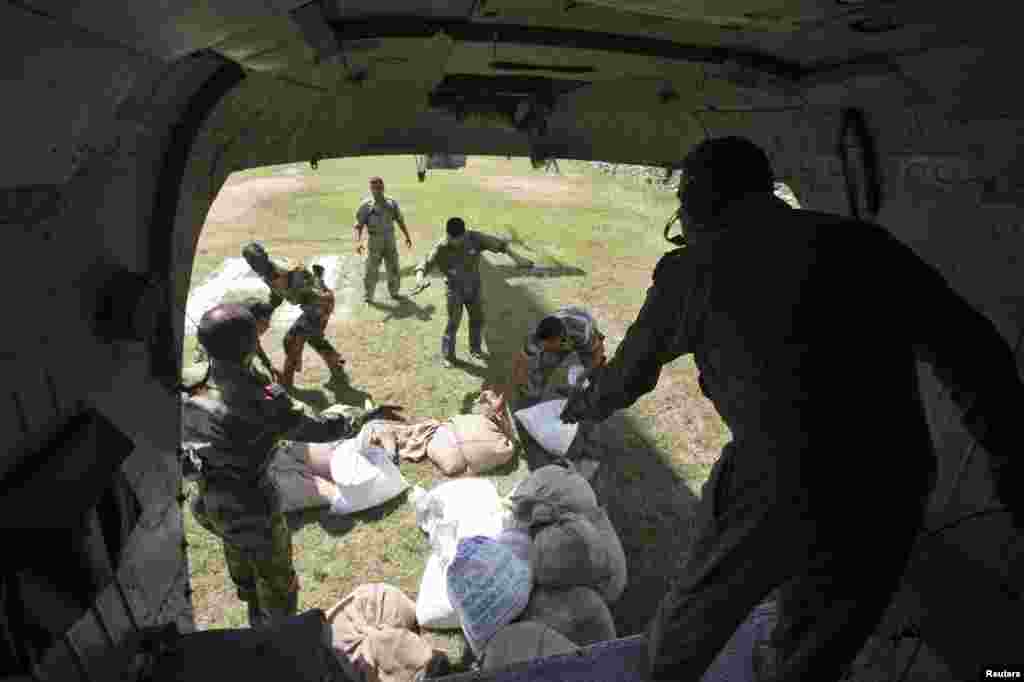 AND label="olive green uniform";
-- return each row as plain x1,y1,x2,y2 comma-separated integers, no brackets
181,361,358,627
417,230,508,360
356,195,404,299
